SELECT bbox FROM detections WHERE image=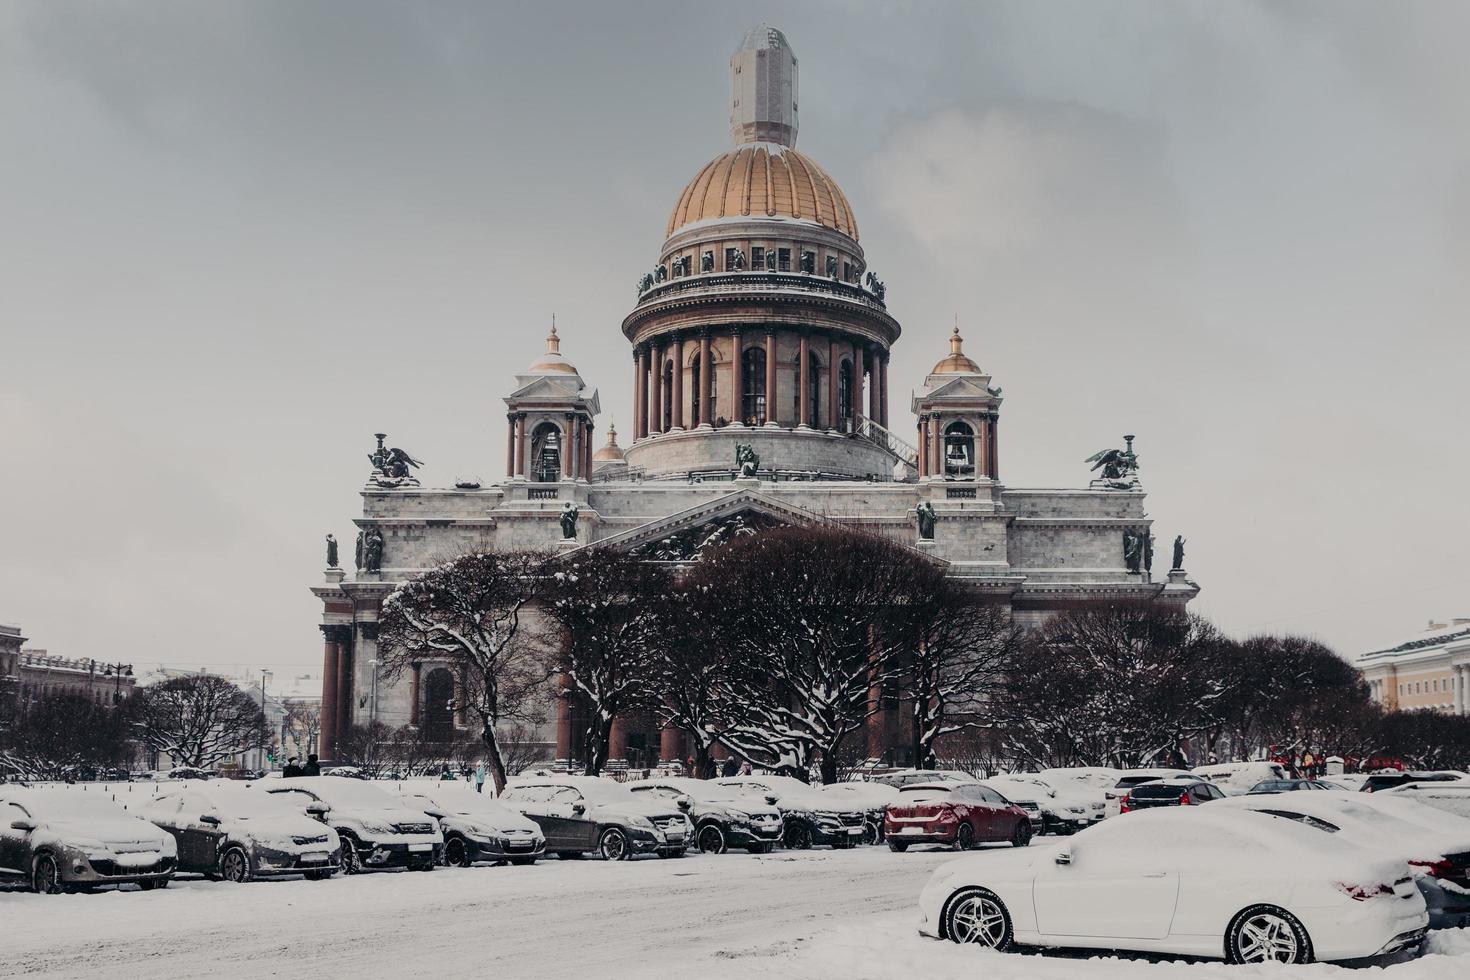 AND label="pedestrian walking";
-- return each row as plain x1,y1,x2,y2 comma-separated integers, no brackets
283,757,303,778
721,756,738,778
475,764,486,794
303,754,320,776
